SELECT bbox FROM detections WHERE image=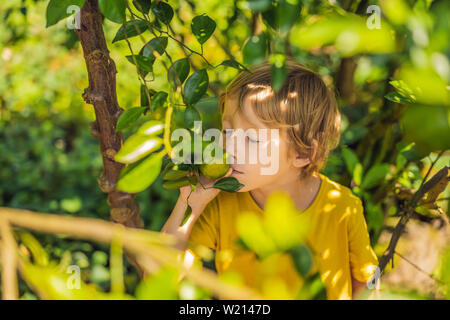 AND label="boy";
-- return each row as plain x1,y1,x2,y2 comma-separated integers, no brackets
161,59,379,300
